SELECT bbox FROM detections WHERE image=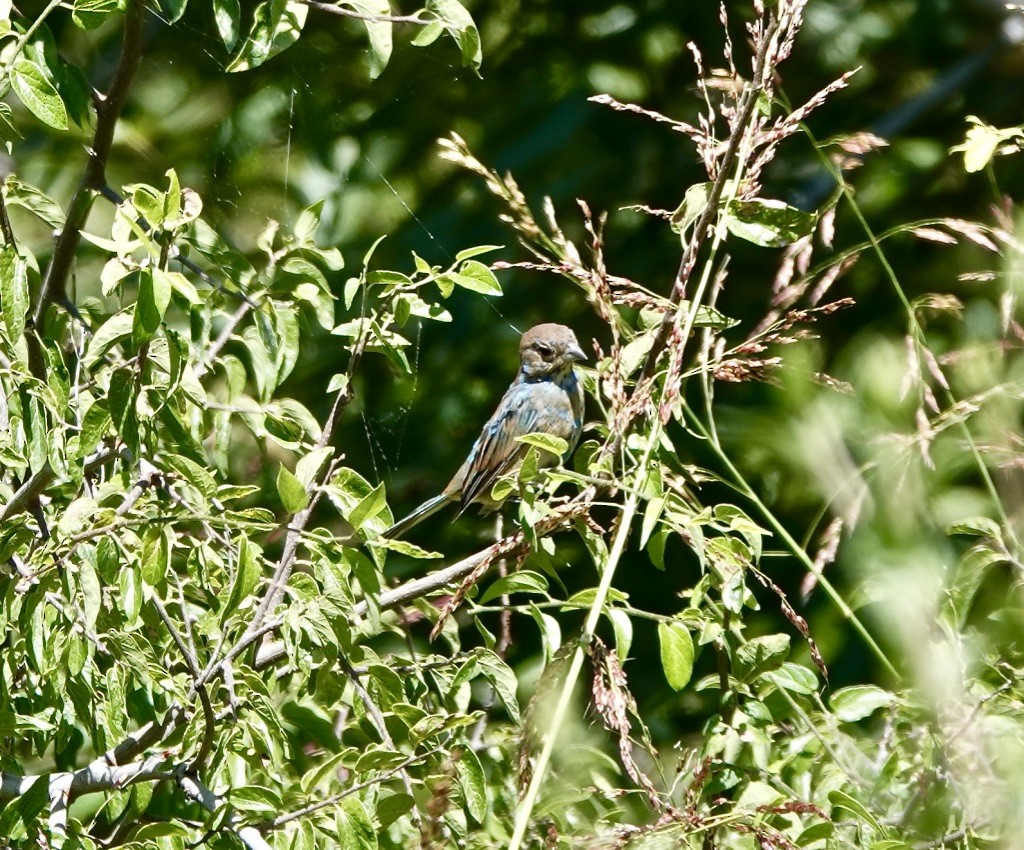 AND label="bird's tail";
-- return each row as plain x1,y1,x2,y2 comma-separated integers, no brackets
382,494,451,539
